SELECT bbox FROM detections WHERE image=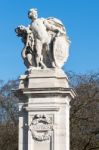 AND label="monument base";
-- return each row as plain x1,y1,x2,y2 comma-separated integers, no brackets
15,69,76,150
